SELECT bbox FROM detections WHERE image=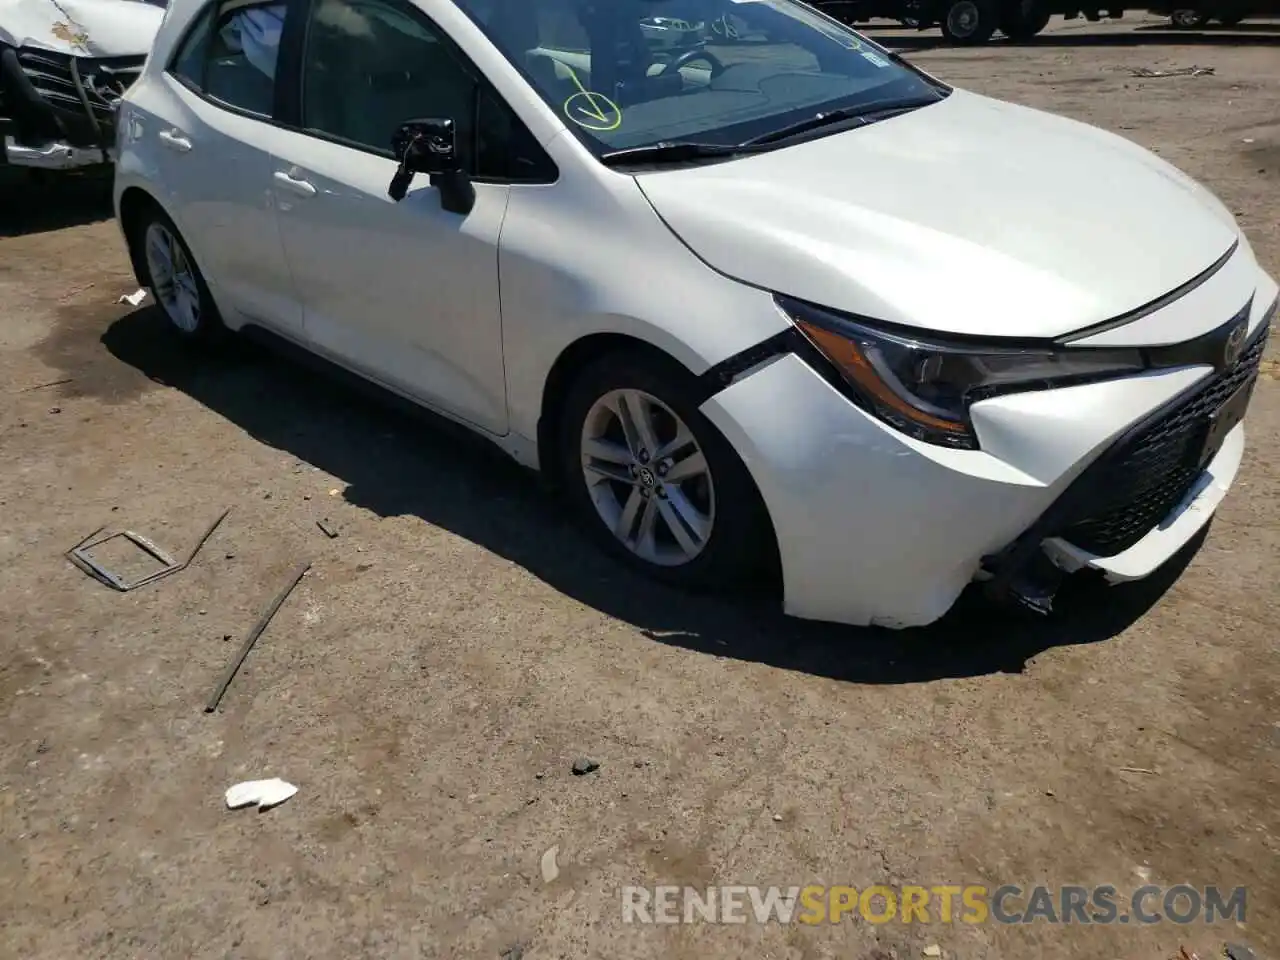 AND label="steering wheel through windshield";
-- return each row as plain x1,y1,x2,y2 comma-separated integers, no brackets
656,46,727,80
